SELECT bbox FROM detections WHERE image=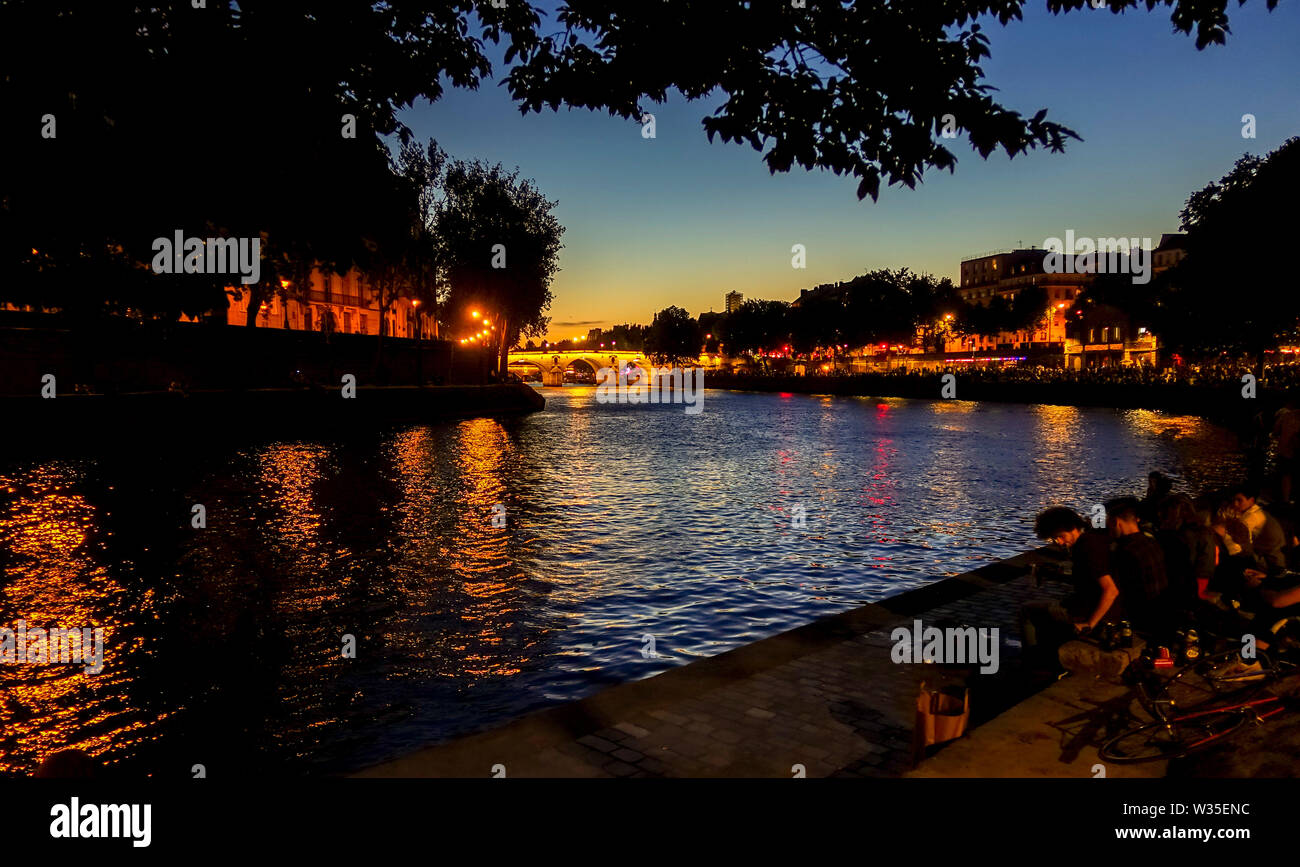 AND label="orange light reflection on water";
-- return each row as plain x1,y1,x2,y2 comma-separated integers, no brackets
446,419,524,677
0,463,163,774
